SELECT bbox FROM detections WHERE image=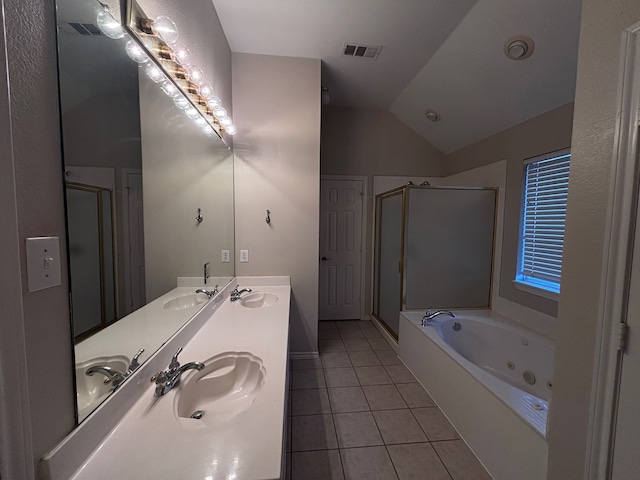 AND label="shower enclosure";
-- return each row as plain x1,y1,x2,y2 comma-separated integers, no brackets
373,185,497,338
